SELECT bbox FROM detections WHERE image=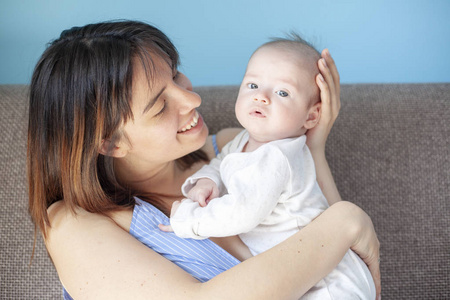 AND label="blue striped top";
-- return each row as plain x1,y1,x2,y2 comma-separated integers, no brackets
63,197,239,299
130,197,240,282
212,134,220,156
